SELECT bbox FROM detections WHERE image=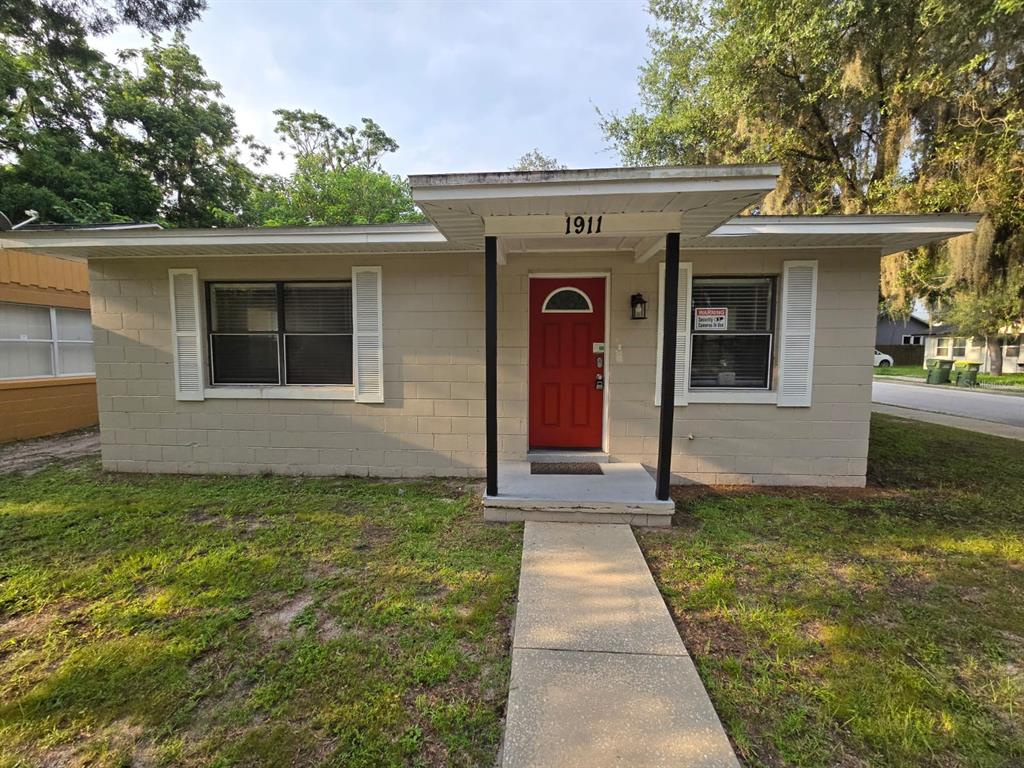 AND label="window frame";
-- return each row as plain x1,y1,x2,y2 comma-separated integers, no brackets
205,280,354,388
902,334,923,345
541,286,594,313
0,302,95,381
952,337,967,357
688,275,777,392
1005,336,1021,358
